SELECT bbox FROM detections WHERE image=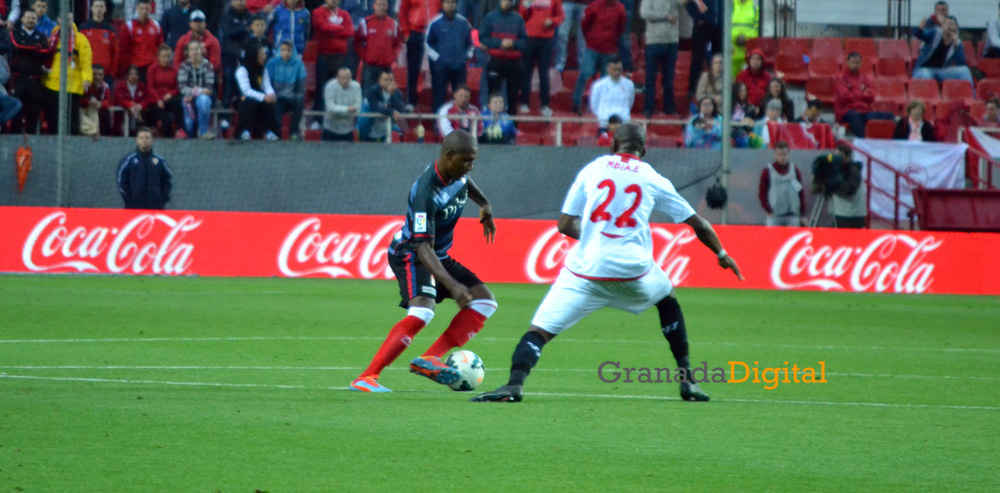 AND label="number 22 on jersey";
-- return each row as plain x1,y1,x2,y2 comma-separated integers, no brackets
589,179,643,228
